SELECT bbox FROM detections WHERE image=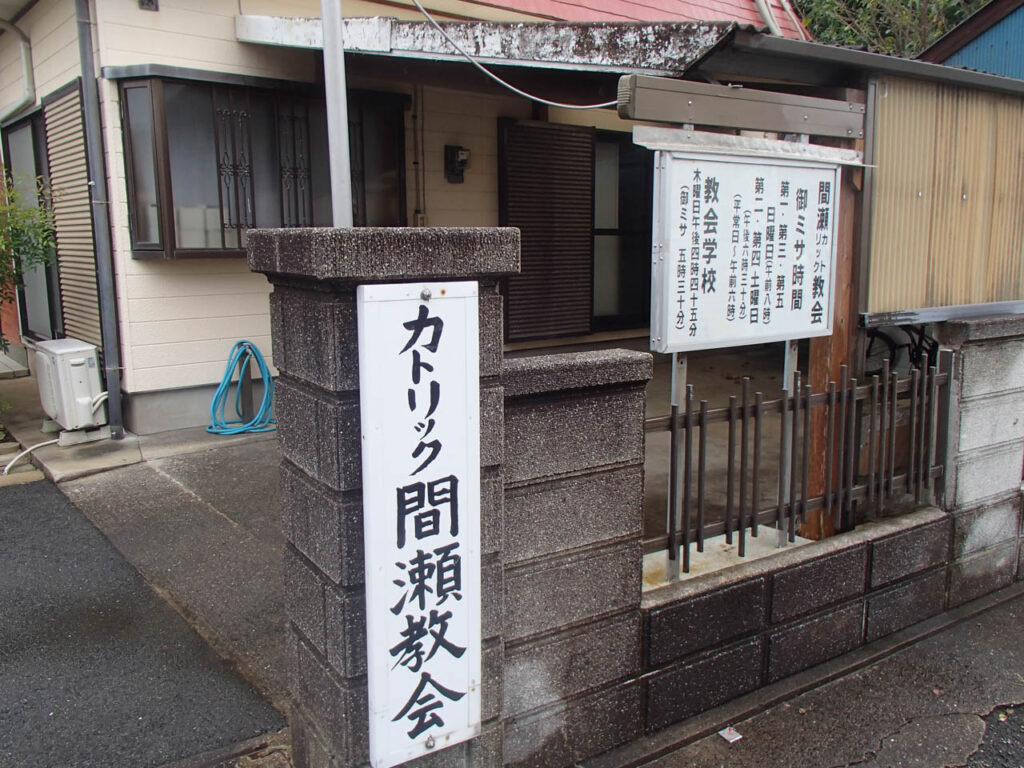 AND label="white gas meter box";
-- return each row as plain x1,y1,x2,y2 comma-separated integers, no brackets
33,338,107,431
